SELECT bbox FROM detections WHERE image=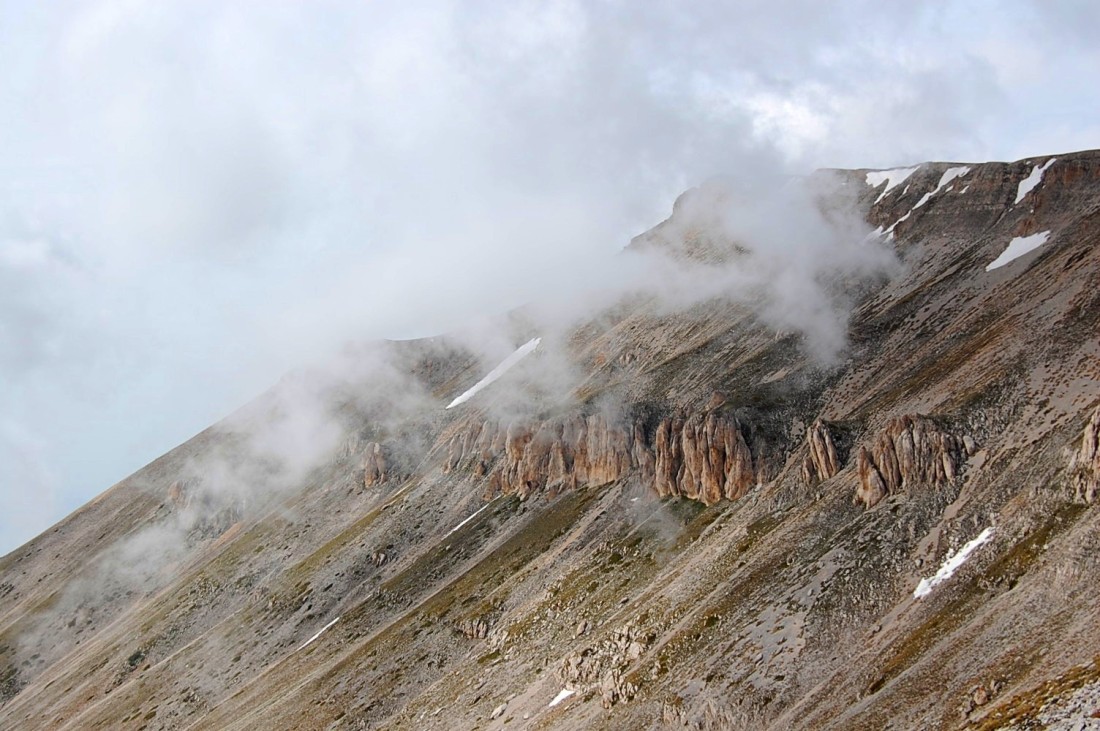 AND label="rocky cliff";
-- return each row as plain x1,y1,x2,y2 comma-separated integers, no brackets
441,401,759,505
1,150,1099,731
